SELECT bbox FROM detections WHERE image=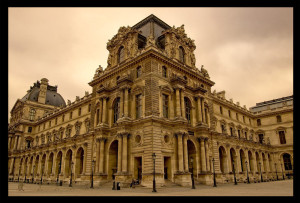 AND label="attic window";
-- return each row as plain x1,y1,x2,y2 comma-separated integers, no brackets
116,76,120,80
